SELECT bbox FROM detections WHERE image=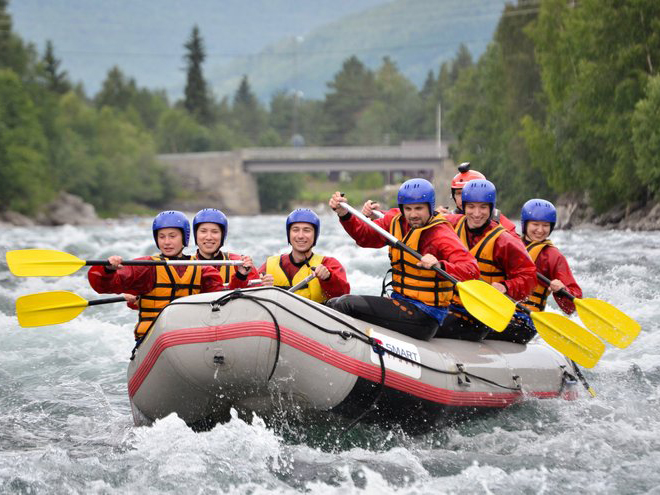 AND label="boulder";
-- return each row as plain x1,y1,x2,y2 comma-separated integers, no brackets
0,210,36,226
35,192,99,226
